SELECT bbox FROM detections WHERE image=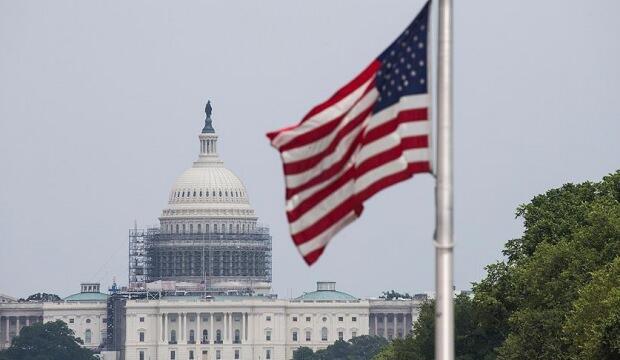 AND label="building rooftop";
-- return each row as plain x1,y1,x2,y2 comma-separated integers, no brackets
295,282,358,301
64,292,109,302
